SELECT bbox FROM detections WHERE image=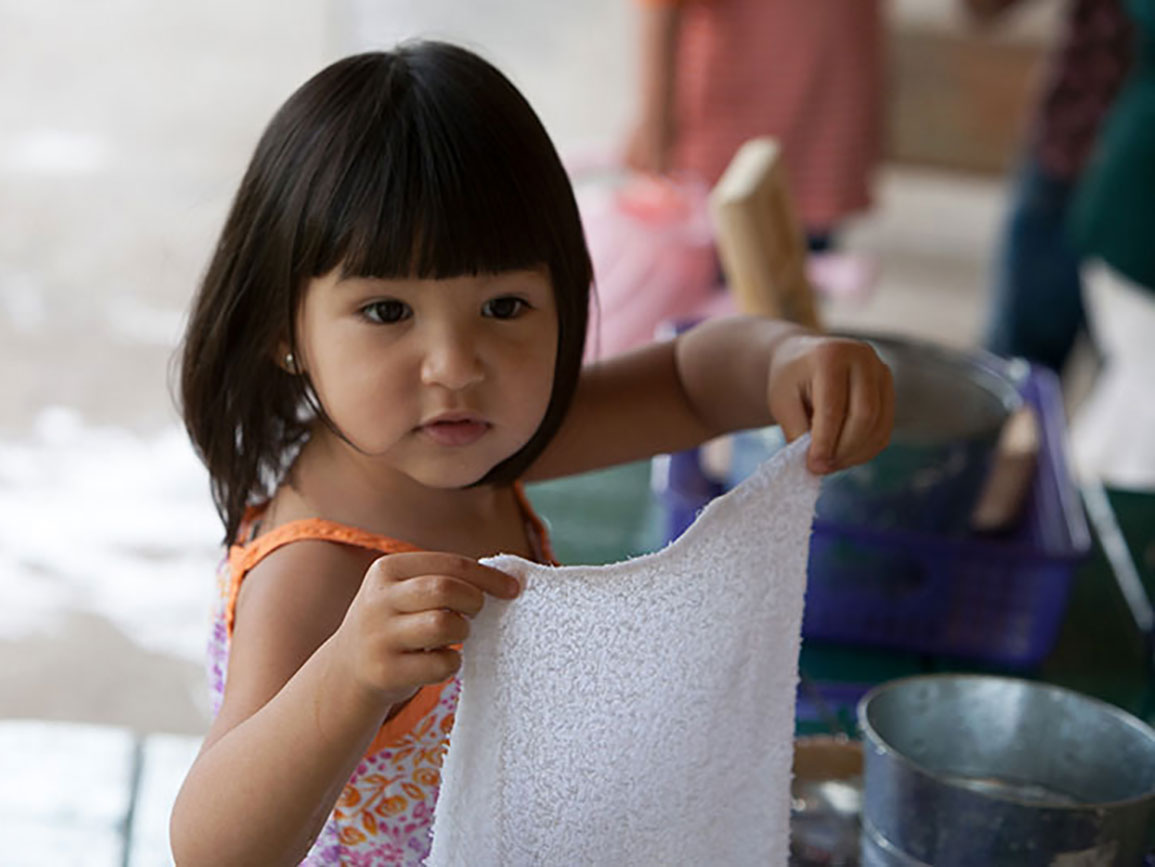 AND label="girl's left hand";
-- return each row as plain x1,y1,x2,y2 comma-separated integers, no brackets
767,333,894,475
